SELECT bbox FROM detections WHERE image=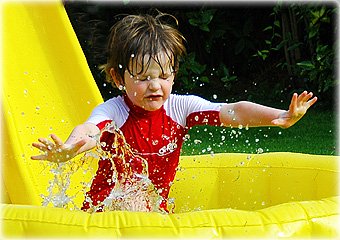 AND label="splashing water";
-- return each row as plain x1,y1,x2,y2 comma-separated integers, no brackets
42,121,163,213
41,162,73,208
41,158,89,210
